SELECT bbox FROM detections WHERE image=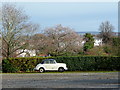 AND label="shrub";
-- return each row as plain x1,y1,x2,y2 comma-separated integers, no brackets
2,59,19,73
103,45,112,54
86,46,108,56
